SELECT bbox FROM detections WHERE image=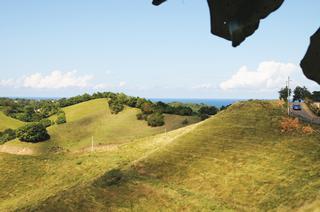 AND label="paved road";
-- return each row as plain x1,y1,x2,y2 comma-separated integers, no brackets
290,103,320,125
